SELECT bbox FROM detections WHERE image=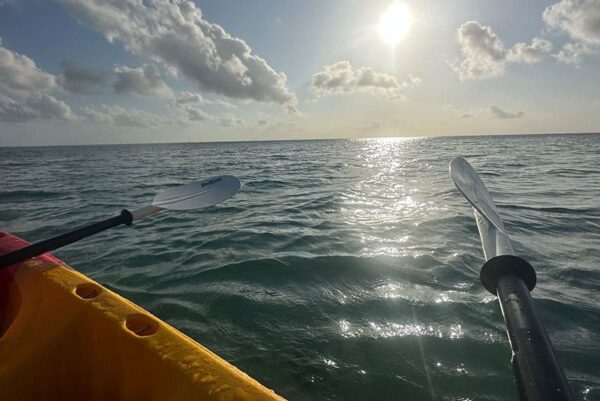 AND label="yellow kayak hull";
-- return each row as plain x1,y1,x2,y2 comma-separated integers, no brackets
0,231,284,401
